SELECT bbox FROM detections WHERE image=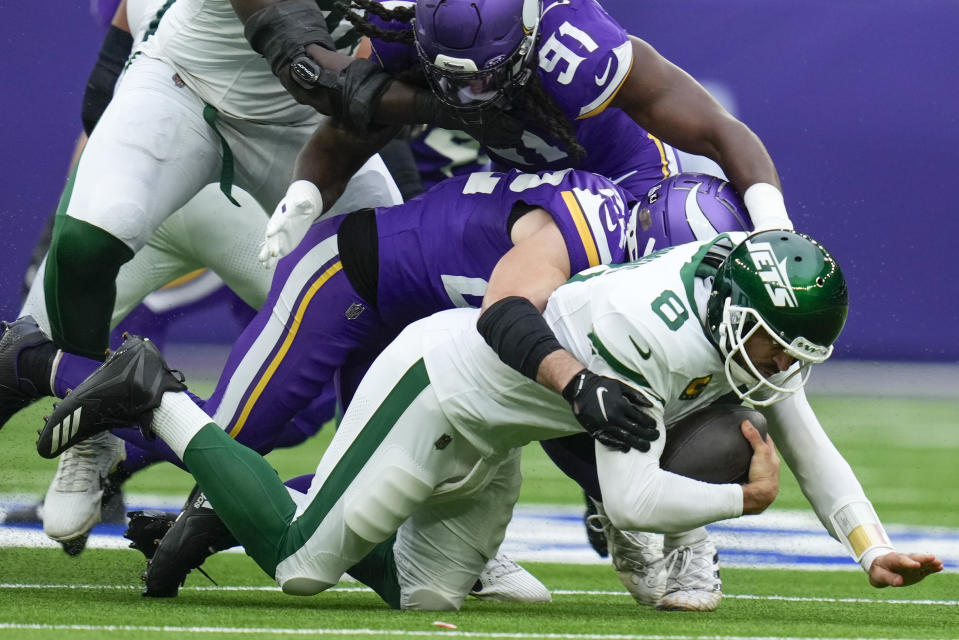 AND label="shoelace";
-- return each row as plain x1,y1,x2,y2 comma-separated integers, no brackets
480,556,520,581
663,544,716,591
586,513,661,572
52,440,104,492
